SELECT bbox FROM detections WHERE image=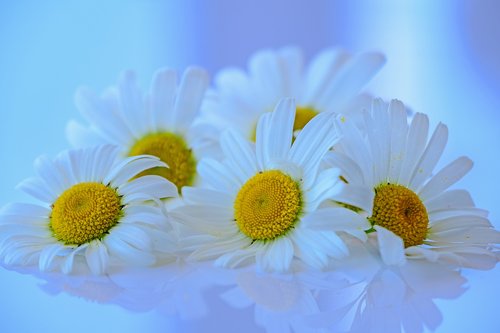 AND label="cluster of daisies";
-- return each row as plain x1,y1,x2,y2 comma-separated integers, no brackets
1,47,499,332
